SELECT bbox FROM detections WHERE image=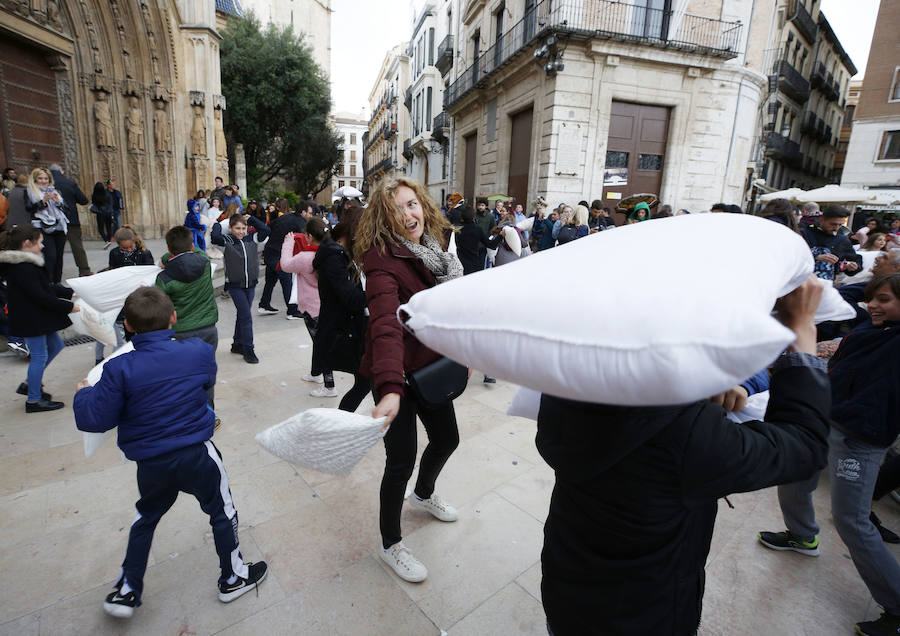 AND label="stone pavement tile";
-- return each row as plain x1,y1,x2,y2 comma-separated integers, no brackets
386,491,544,629
448,581,547,635
248,498,372,596
481,416,544,466
43,462,137,535
469,381,520,414
227,459,318,527
451,396,509,440
0,485,48,547
0,439,116,497
0,417,51,460
0,611,40,636
515,562,543,603
428,433,535,511
494,462,554,523
32,534,281,636
0,511,141,625
218,556,439,636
